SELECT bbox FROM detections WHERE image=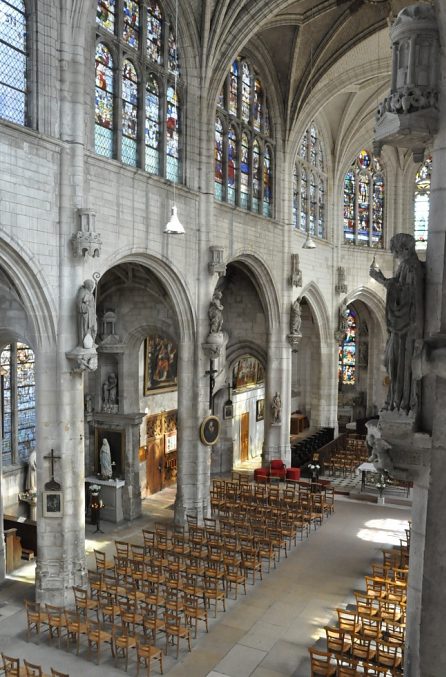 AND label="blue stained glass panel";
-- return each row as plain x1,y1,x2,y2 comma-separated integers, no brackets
122,60,138,166
252,140,260,202
95,43,113,157
168,28,179,75
214,116,223,197
123,0,139,48
147,0,162,63
227,127,237,204
97,0,115,32
166,85,179,159
145,75,160,174
241,62,251,123
229,61,238,116
292,166,299,228
0,0,26,125
253,79,262,132
343,169,355,243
